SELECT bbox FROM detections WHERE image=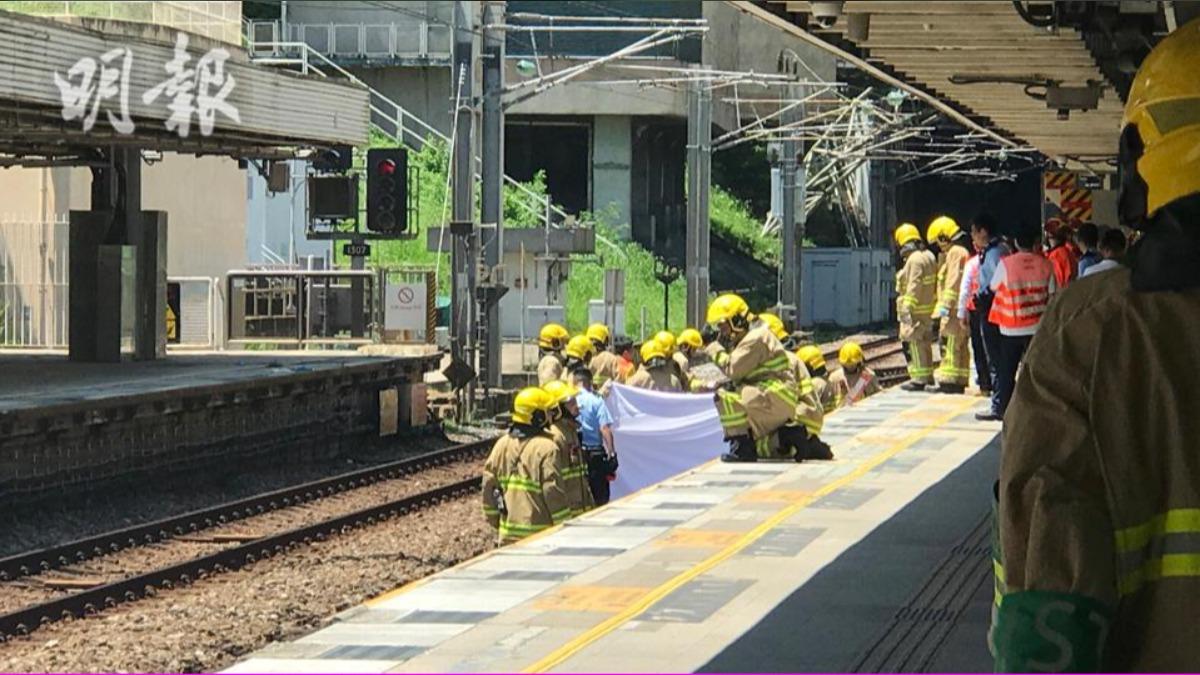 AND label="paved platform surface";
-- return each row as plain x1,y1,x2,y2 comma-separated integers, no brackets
227,389,1000,673
0,351,431,414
